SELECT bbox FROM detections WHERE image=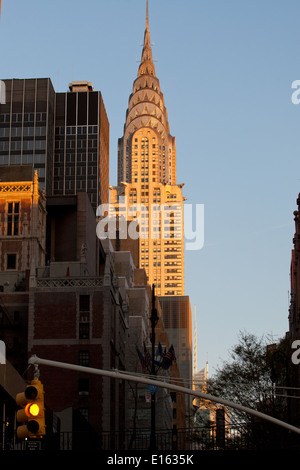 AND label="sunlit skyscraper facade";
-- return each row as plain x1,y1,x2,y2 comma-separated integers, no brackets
110,1,185,297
